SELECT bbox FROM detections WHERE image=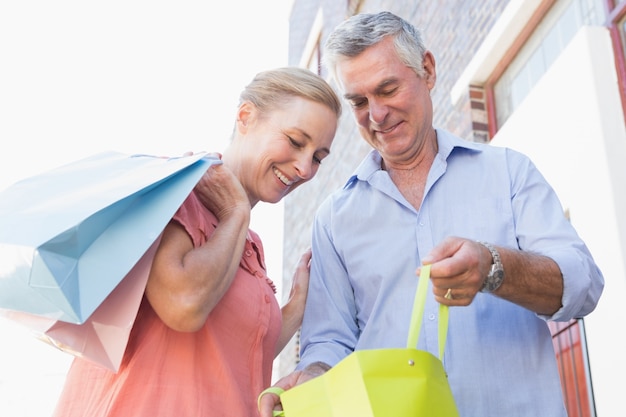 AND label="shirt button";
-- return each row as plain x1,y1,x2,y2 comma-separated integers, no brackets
245,250,252,257
428,314,435,321
265,295,271,303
